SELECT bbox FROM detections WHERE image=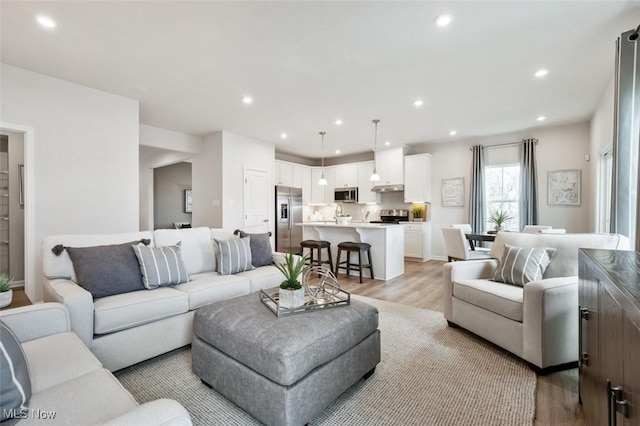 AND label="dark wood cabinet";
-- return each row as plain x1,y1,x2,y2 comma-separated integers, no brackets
579,249,640,426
